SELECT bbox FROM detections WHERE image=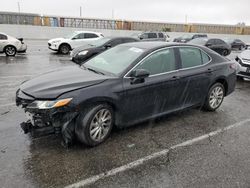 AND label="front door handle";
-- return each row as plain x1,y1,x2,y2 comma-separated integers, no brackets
207,68,213,73
171,75,180,80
